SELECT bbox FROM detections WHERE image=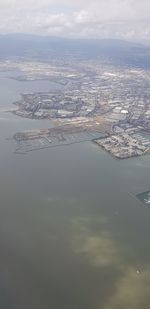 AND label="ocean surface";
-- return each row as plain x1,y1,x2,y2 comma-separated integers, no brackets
0,76,150,309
